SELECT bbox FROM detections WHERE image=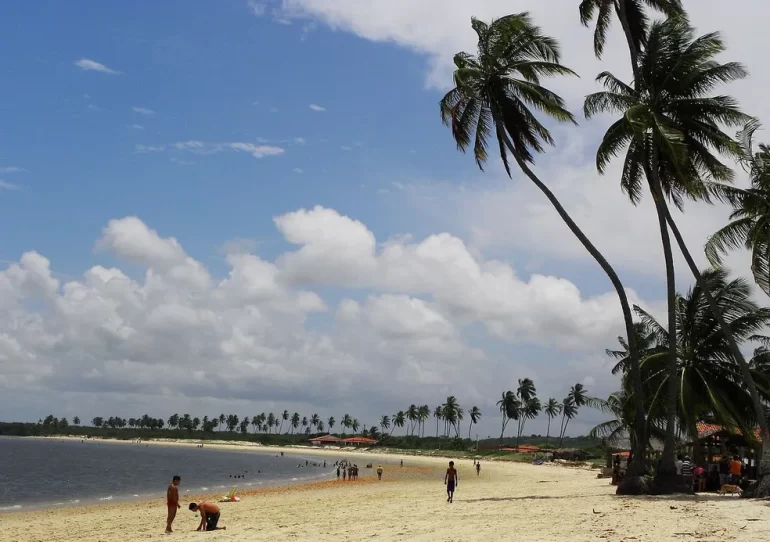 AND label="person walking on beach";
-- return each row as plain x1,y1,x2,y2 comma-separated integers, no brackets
476,462,481,476
445,461,458,503
165,475,181,533
377,465,383,480
337,466,341,480
189,502,226,532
